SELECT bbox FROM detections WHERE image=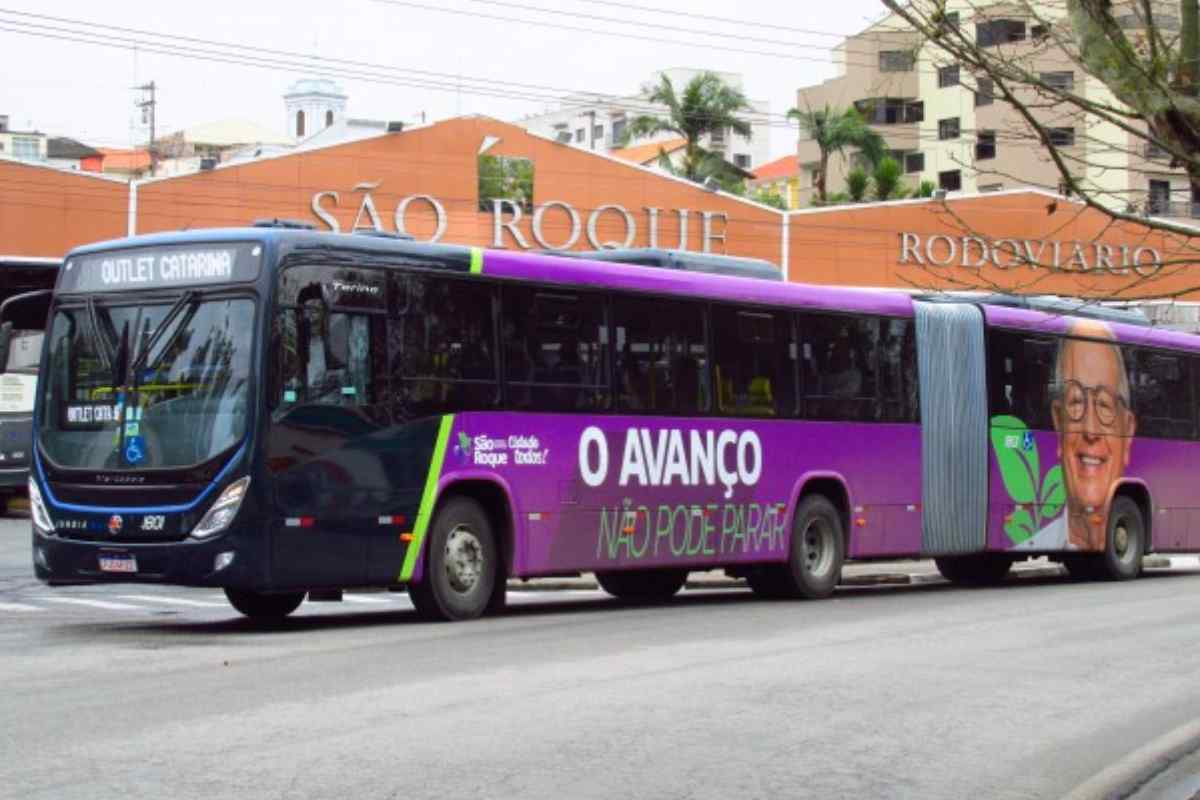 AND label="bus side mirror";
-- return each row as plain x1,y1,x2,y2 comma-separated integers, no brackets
0,321,13,371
